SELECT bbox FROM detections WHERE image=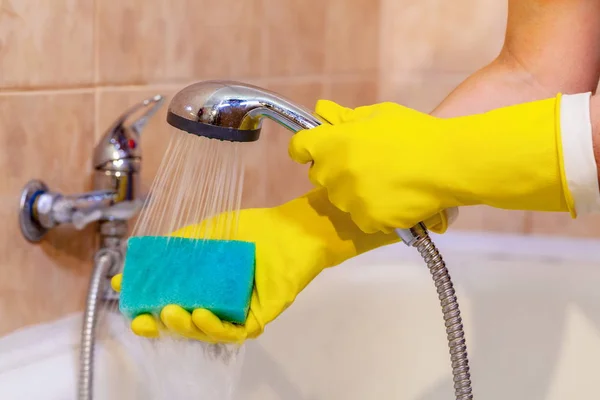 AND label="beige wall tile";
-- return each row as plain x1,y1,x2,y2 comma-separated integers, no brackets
0,0,94,89
325,0,380,74
450,206,528,234
379,71,469,112
98,0,264,85
264,0,327,77
166,0,264,82
0,92,95,335
327,77,379,107
379,0,506,74
97,0,168,85
239,139,269,209
528,212,600,238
